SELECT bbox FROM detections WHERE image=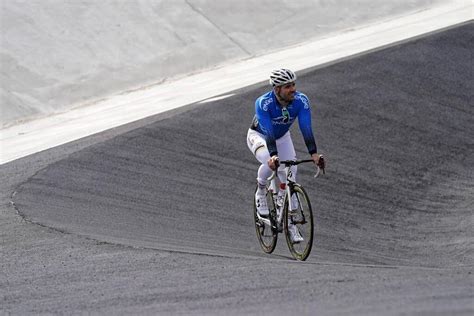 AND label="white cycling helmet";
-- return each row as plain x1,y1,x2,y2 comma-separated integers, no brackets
269,68,297,87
